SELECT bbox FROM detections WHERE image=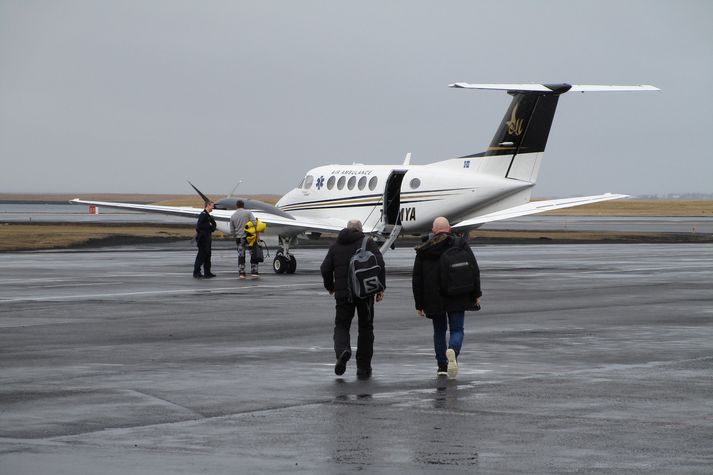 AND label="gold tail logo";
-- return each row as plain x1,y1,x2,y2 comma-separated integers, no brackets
506,104,524,136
